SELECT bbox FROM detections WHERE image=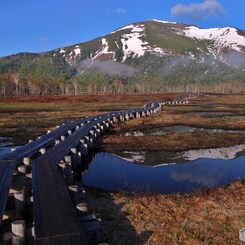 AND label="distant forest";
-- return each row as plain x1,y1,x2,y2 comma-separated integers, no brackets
1,71,244,96
0,53,244,96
